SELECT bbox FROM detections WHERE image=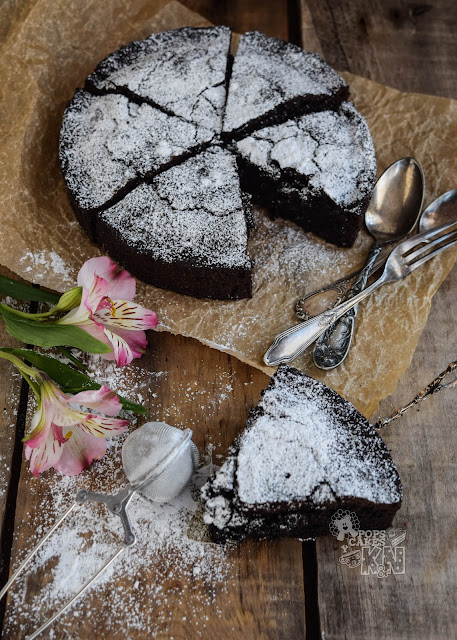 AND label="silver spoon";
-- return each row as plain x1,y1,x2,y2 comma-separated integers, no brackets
296,188,457,321
313,157,424,370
